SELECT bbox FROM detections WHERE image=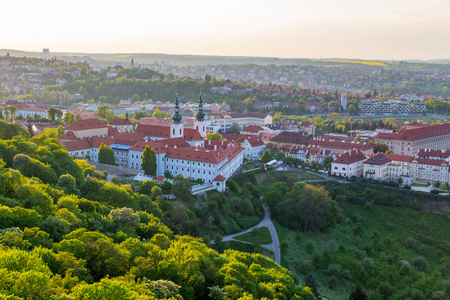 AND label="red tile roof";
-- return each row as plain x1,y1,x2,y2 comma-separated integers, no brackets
377,122,450,141
270,131,309,145
258,132,276,142
65,118,107,131
128,141,167,153
110,118,133,126
309,140,373,151
384,154,413,162
363,153,392,165
333,149,367,164
88,136,116,148
60,131,78,140
247,136,265,147
411,158,449,166
222,133,247,141
165,147,228,164
416,149,450,159
107,126,119,135
213,174,226,182
242,125,264,133
184,128,203,141
134,124,170,139
160,137,191,148
137,118,172,126
62,138,92,151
